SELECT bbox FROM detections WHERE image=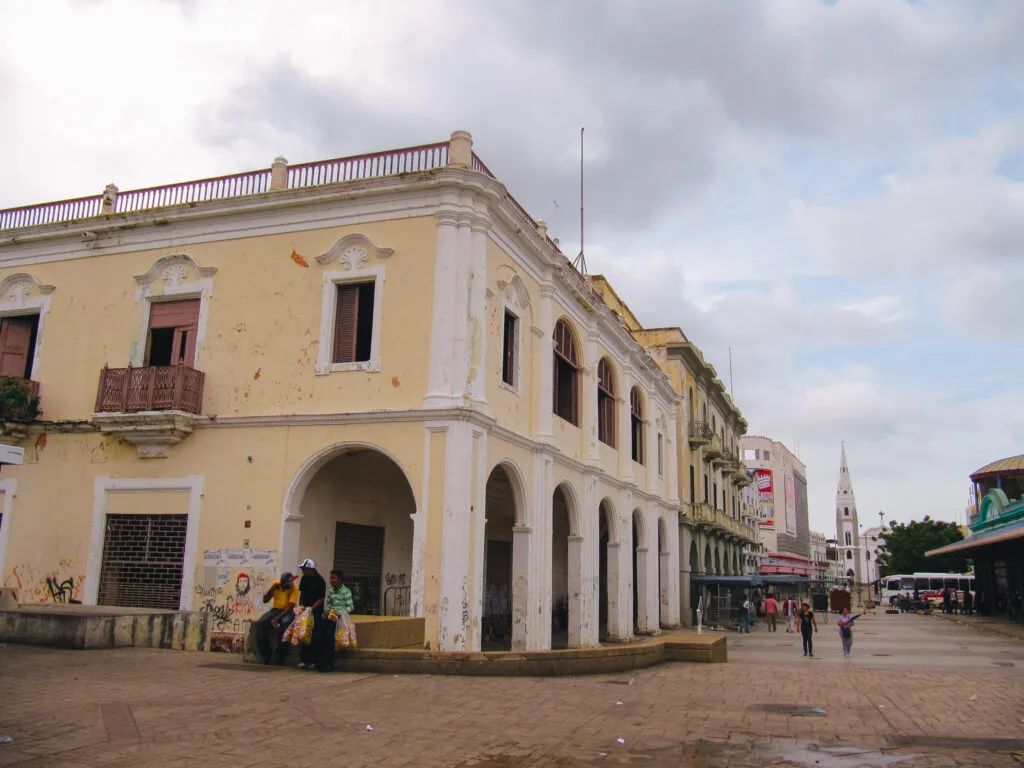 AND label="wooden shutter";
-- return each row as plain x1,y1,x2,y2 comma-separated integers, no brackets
148,299,200,330
0,318,34,378
332,285,359,364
